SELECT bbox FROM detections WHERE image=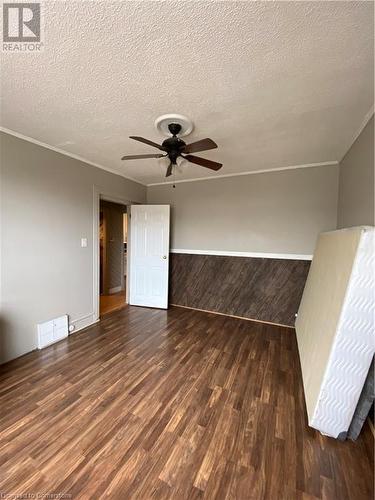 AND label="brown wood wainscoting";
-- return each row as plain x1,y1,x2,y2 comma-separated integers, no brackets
169,253,310,327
